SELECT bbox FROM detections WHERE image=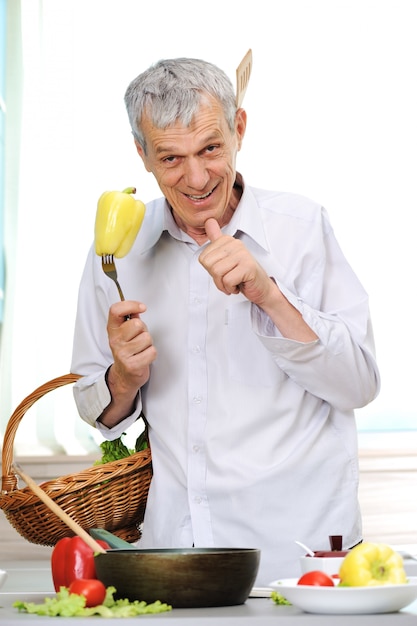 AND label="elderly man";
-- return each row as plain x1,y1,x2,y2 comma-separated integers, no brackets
71,57,380,585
